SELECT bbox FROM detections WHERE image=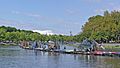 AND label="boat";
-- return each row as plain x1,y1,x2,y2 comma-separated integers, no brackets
19,41,120,57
